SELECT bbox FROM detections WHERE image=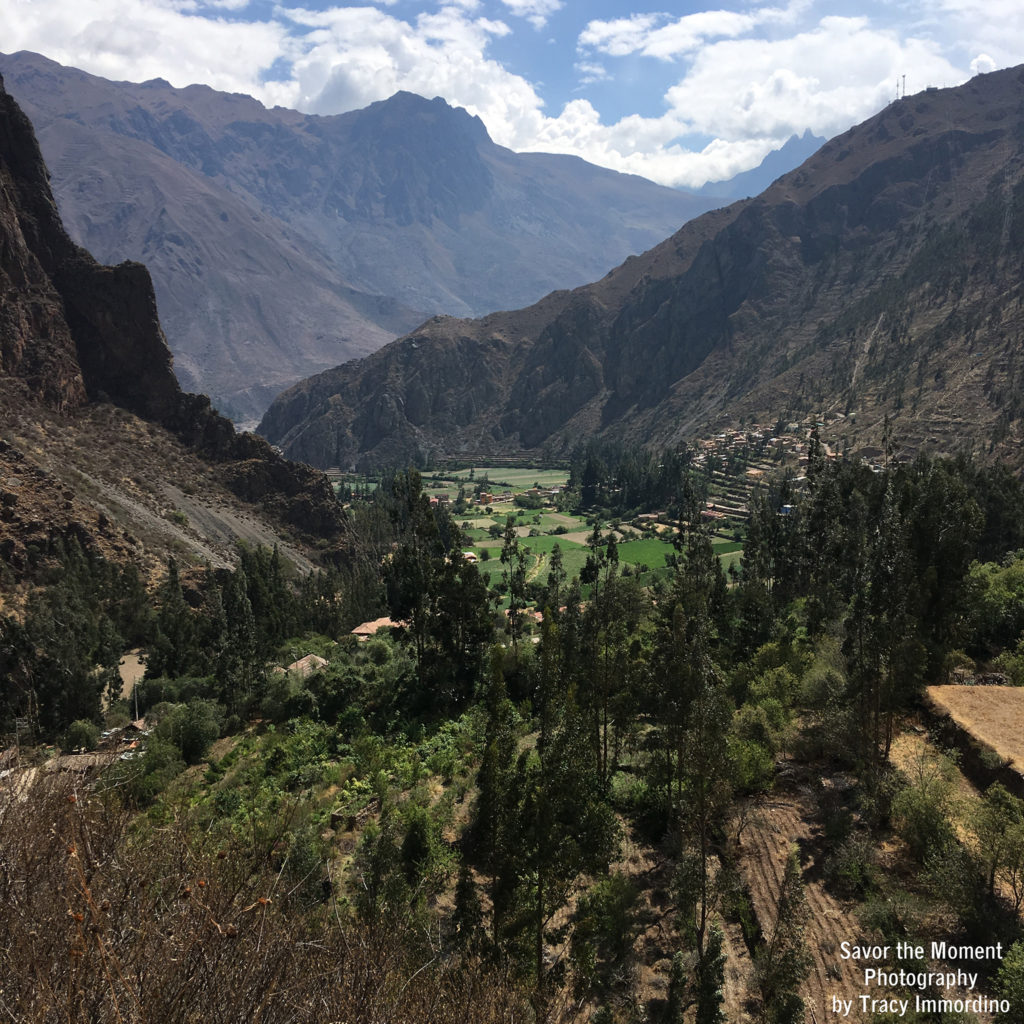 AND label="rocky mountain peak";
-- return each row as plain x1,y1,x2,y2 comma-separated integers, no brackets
359,90,491,142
